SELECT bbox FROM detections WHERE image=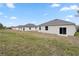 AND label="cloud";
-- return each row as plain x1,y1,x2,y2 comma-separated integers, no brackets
60,5,79,11
51,3,60,7
60,7,70,11
65,18,71,21
6,3,15,8
4,16,8,18
0,4,4,7
43,13,48,16
0,12,3,16
66,15,74,18
64,15,74,21
10,16,16,20
0,12,8,18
